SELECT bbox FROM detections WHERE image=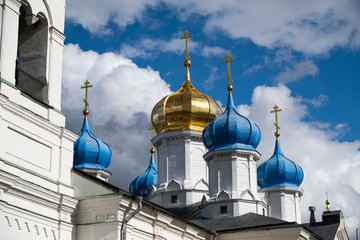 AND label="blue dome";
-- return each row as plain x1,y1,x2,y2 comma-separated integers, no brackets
73,118,112,172
257,140,303,189
129,153,158,197
202,94,261,152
